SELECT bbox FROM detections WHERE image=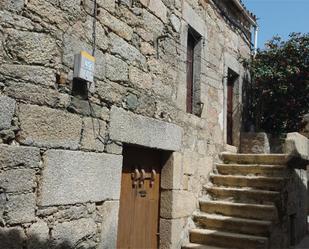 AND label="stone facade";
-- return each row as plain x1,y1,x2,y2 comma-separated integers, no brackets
0,0,255,248
240,132,271,154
